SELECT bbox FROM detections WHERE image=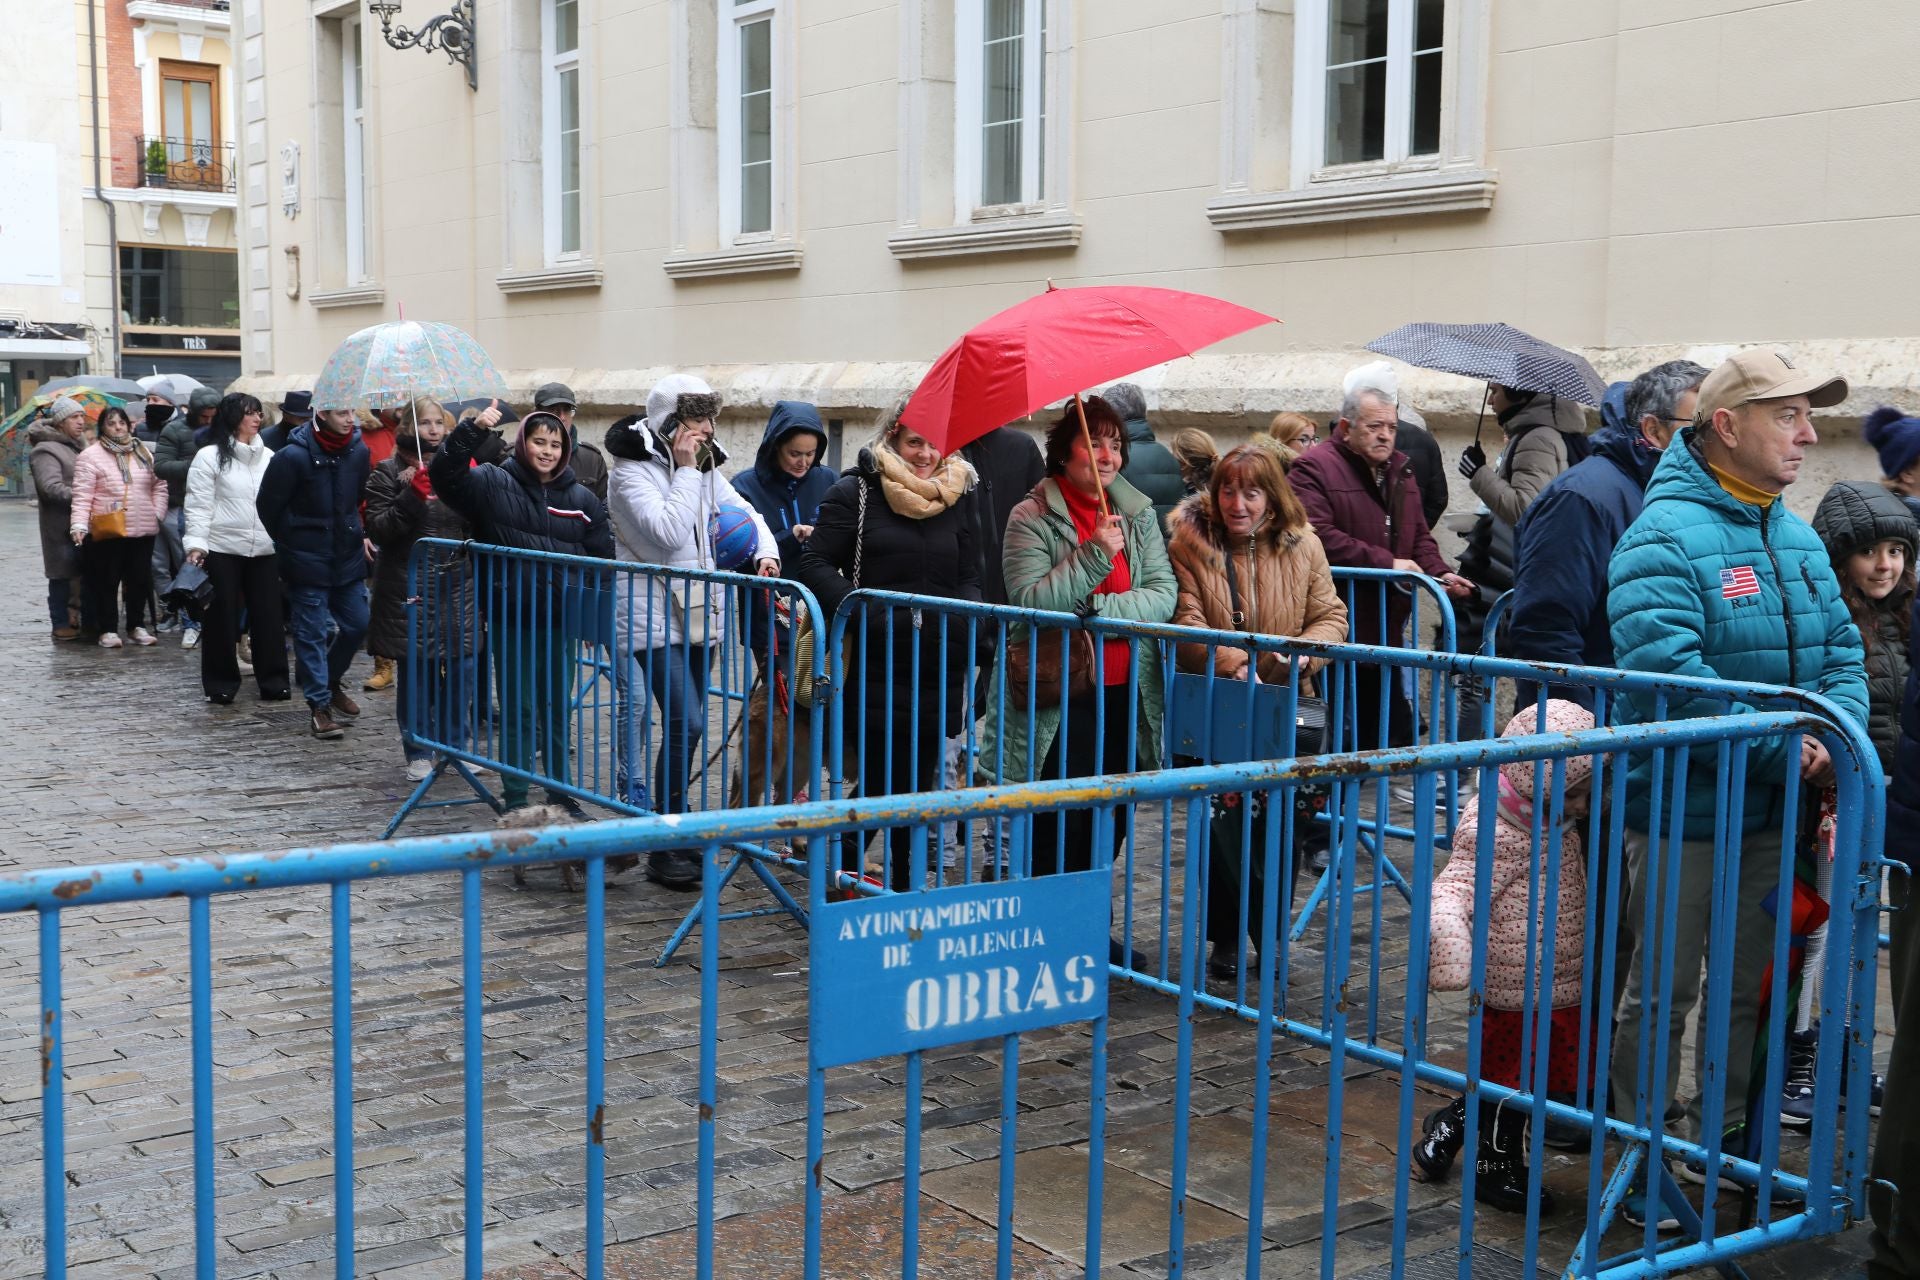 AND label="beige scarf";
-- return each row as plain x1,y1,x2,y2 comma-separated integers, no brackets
871,442,977,518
